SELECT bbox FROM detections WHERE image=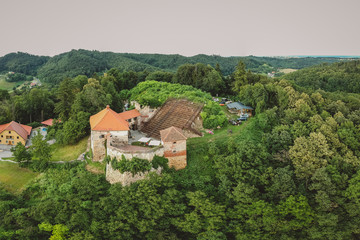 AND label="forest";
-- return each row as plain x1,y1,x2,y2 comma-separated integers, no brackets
0,50,353,86
282,60,360,93
1,57,360,239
